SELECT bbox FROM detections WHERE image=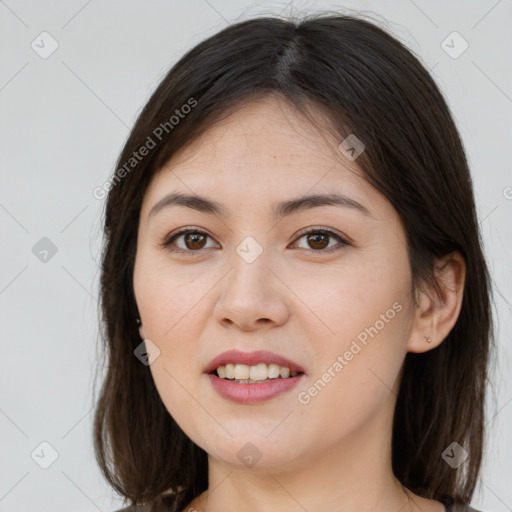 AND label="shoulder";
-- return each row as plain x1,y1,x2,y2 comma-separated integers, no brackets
113,505,152,512
113,499,178,512
113,491,183,512
447,504,483,512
